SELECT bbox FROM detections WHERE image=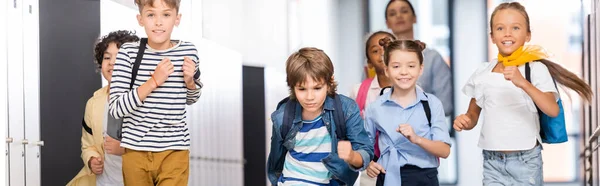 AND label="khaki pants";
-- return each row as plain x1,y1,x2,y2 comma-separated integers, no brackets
122,149,189,186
